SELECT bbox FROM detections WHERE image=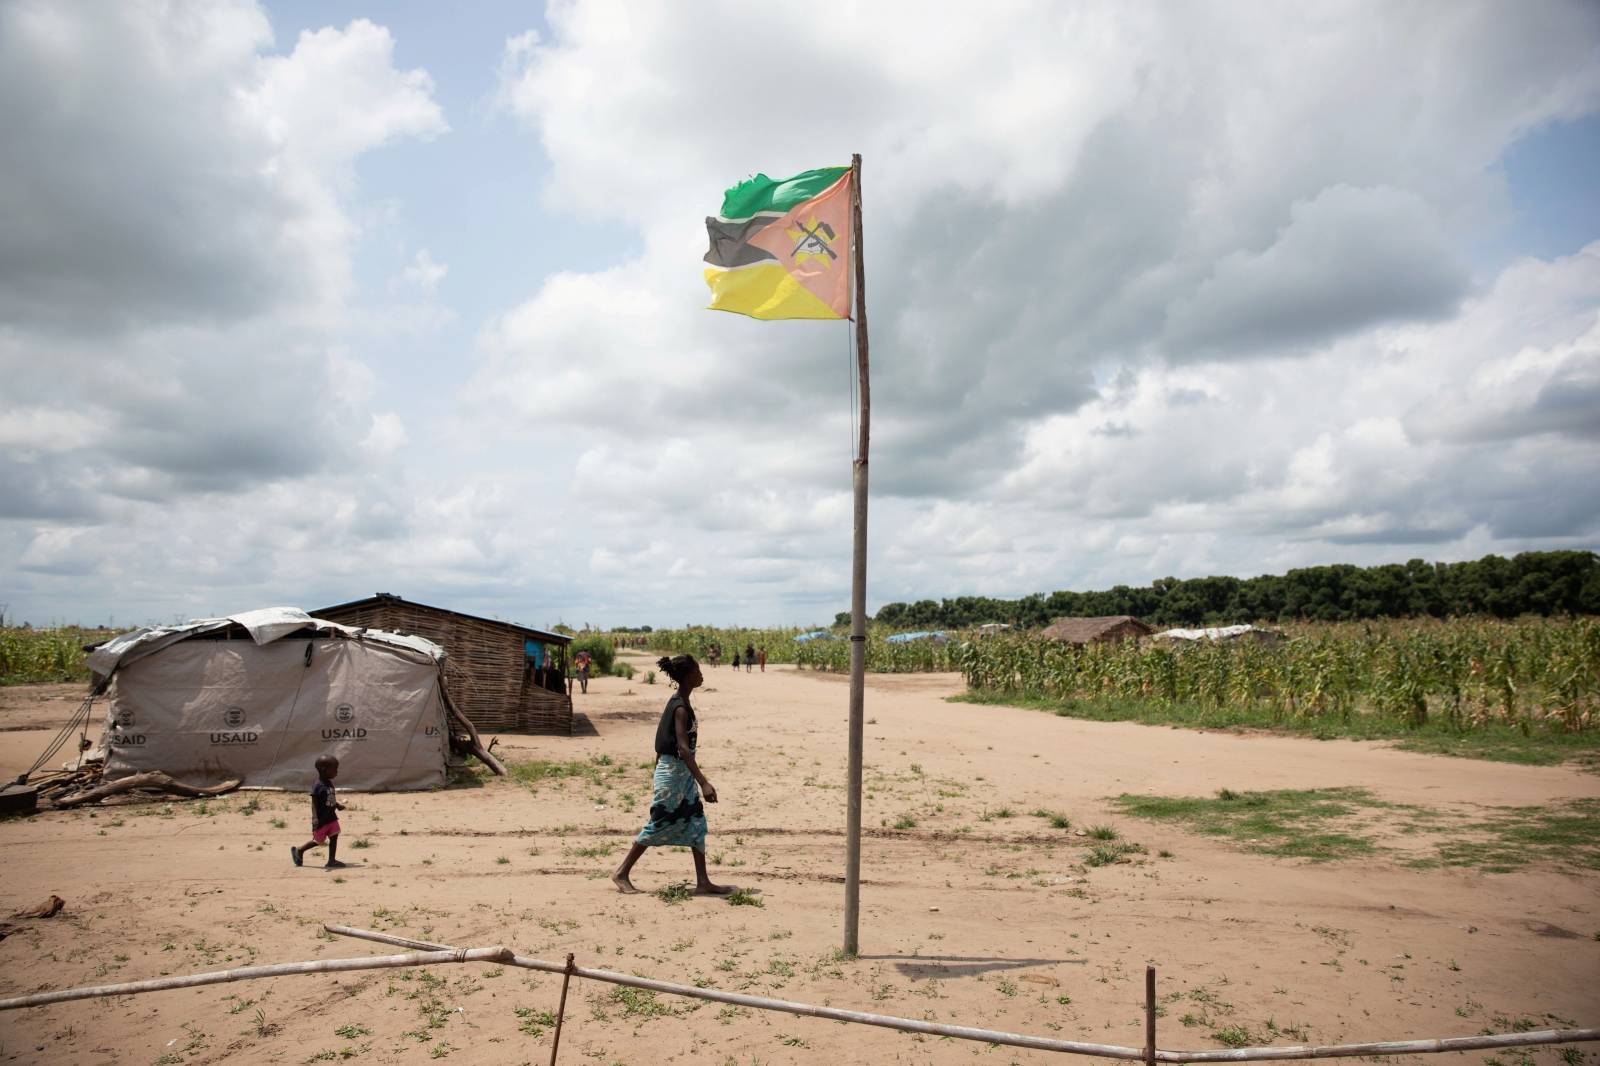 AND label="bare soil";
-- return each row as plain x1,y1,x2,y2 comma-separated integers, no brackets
1,656,1596,1065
